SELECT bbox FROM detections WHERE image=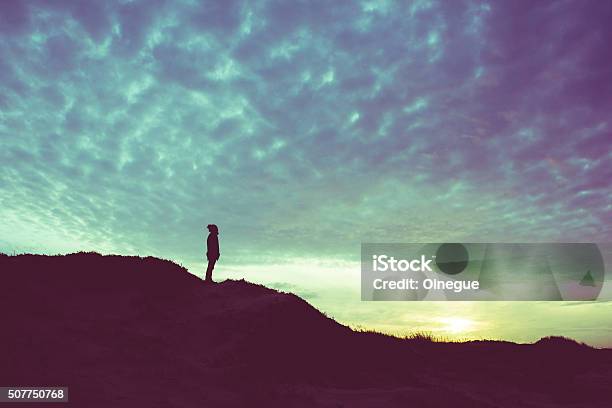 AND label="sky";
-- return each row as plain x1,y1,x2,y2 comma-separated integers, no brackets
1,0,611,346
